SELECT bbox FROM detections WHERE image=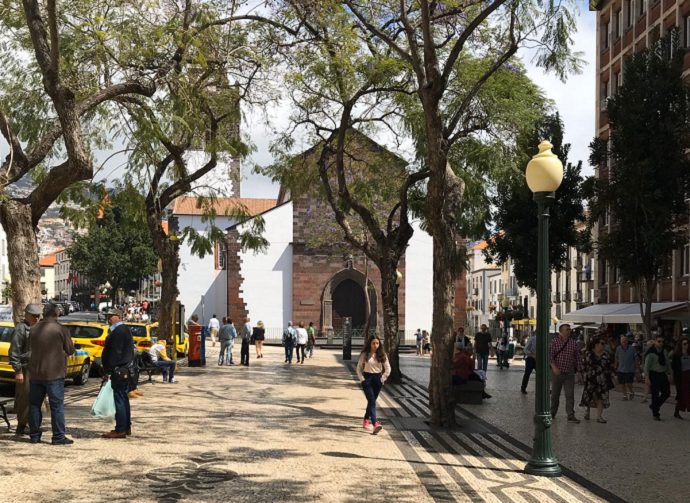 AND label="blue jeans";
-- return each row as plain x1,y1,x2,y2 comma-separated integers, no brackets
218,340,234,365
111,378,131,433
306,344,314,358
284,342,294,362
476,352,489,372
29,379,66,442
362,372,383,424
155,360,176,381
